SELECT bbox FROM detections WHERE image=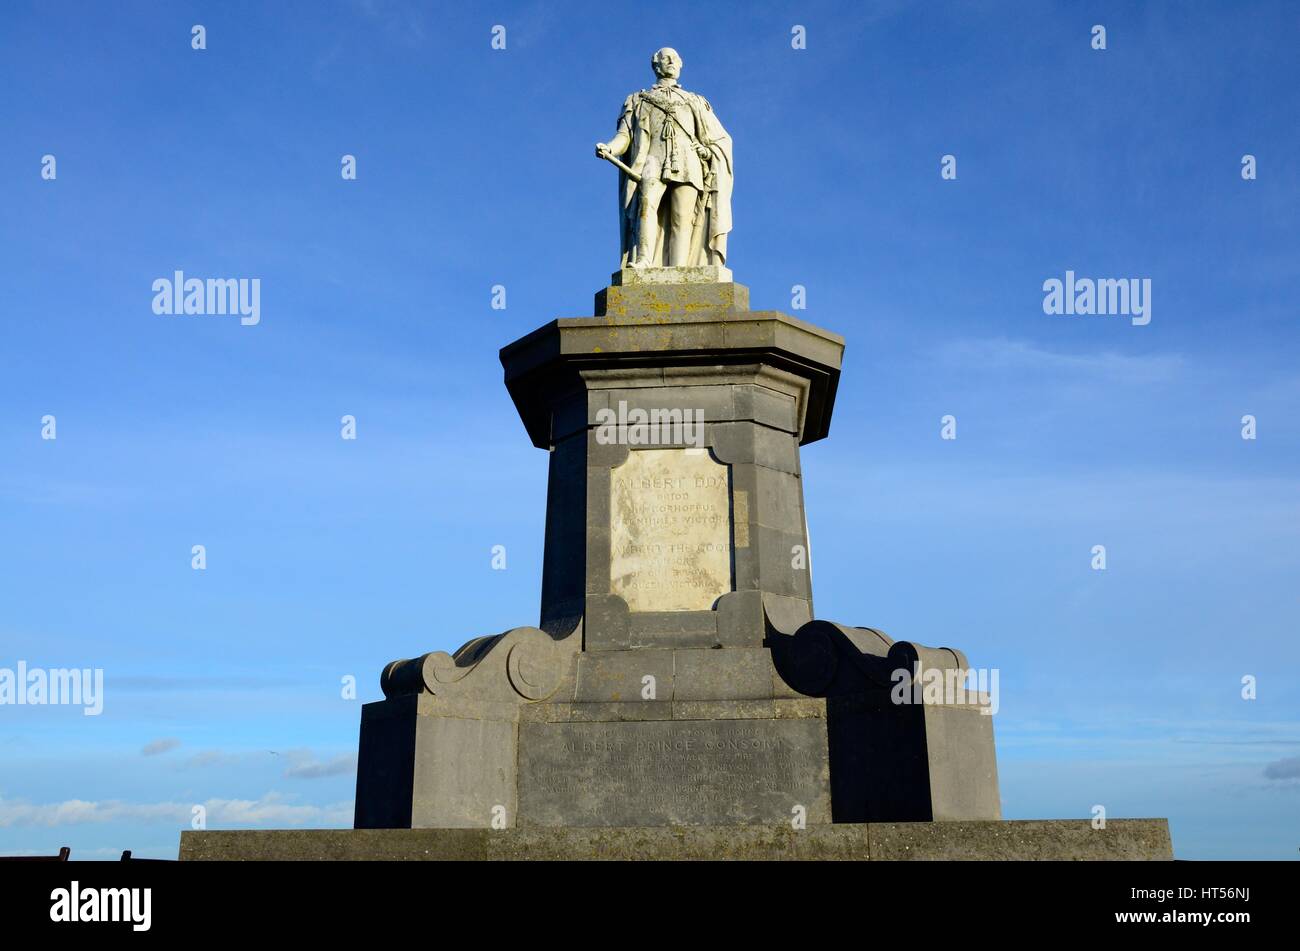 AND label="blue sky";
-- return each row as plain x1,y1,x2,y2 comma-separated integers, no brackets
1,0,1297,859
